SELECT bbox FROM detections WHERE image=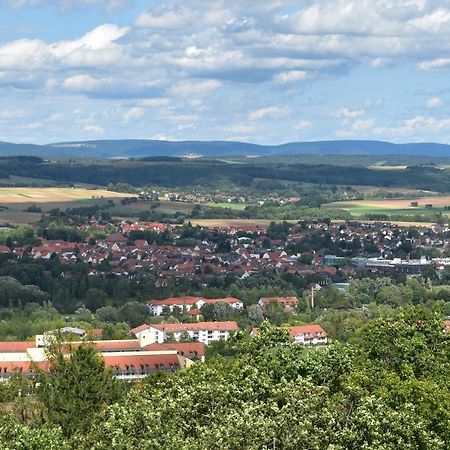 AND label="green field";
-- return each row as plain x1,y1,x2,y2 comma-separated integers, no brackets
330,196,450,221
205,202,248,210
